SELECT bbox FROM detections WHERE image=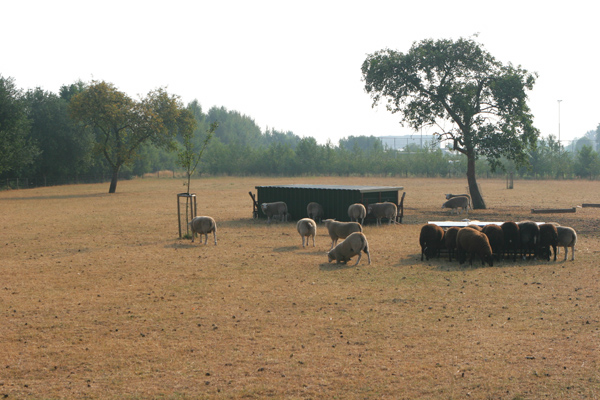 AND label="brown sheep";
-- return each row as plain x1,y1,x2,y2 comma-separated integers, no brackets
419,224,444,261
538,223,558,261
518,221,540,260
482,224,504,261
456,227,494,267
501,221,520,261
444,227,460,262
